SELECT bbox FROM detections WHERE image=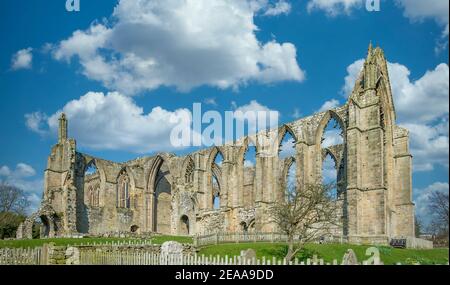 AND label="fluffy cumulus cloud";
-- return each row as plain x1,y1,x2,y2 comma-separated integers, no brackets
231,100,280,146
395,0,449,53
11,48,33,70
263,0,292,16
279,137,295,159
414,182,449,225
26,92,279,153
395,0,449,35
25,92,193,153
342,59,449,172
307,0,363,16
341,59,365,96
51,0,304,95
402,119,449,172
317,99,340,113
322,129,344,148
322,155,337,183
0,163,43,214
